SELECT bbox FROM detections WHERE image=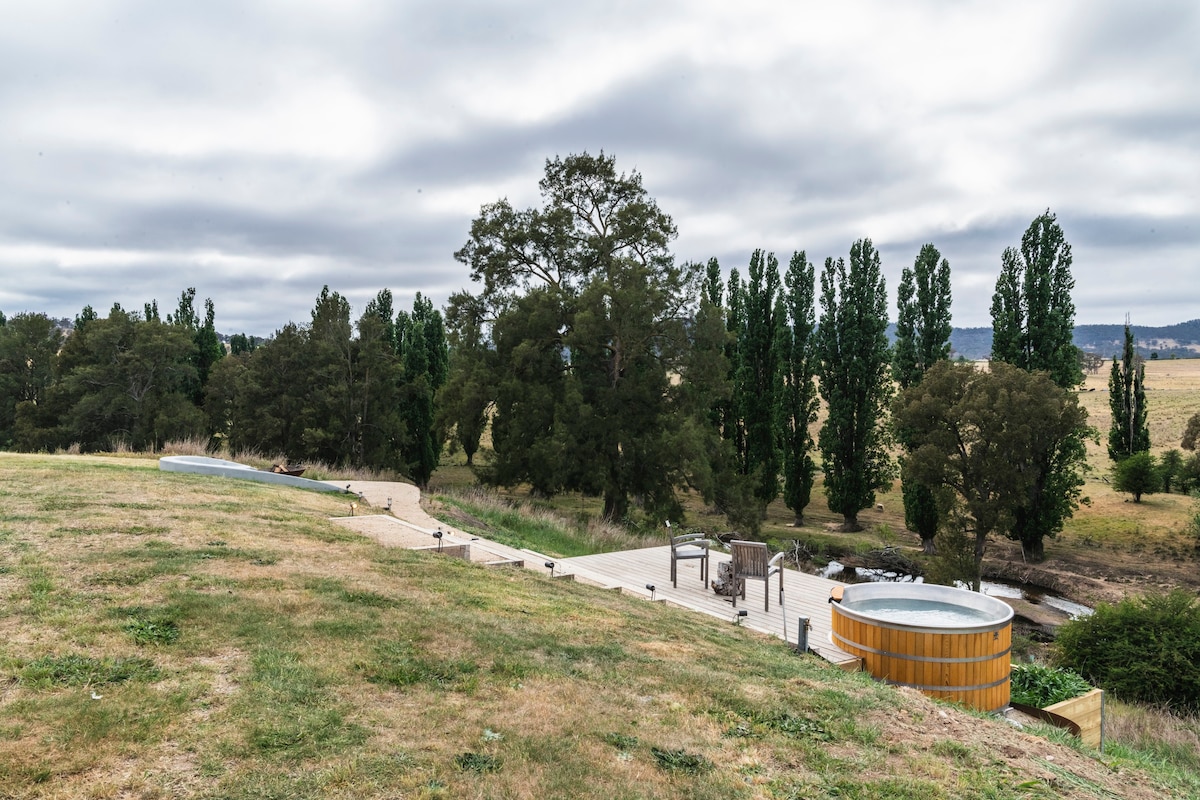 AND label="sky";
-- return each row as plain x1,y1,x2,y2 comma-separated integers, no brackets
2,0,1197,337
